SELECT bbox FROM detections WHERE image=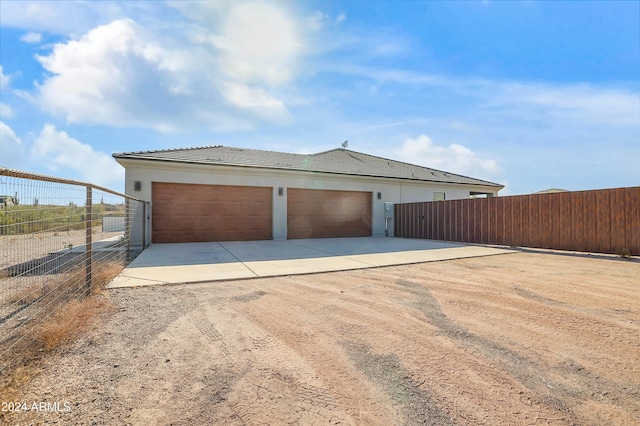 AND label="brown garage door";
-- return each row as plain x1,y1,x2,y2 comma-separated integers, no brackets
287,188,372,239
152,182,272,243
